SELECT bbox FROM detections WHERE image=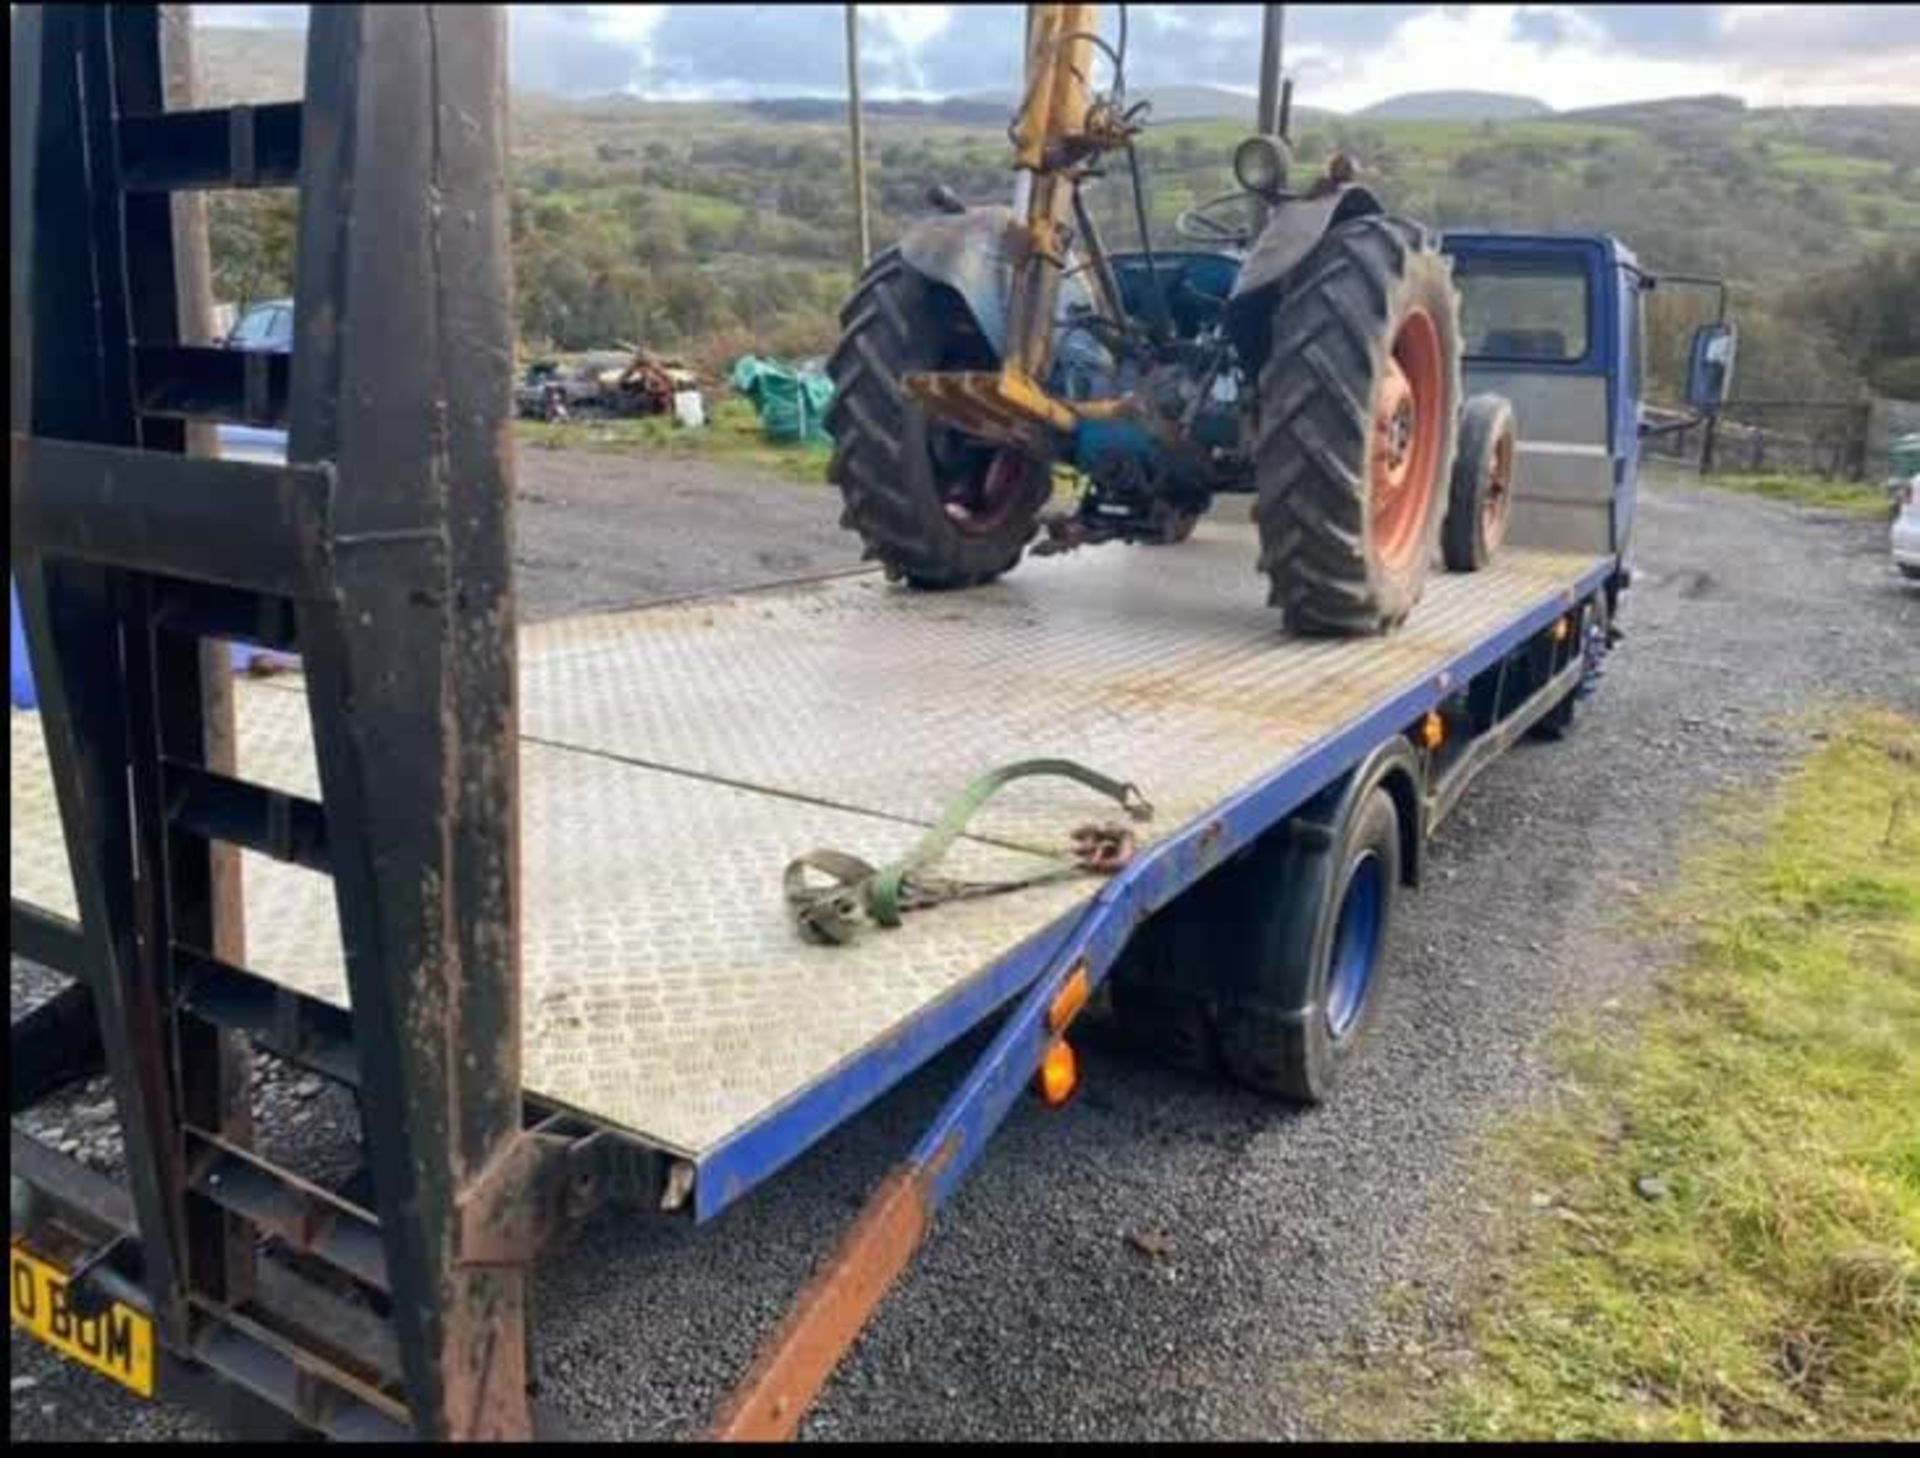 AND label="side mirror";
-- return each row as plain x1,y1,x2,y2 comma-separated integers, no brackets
1686,321,1737,411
